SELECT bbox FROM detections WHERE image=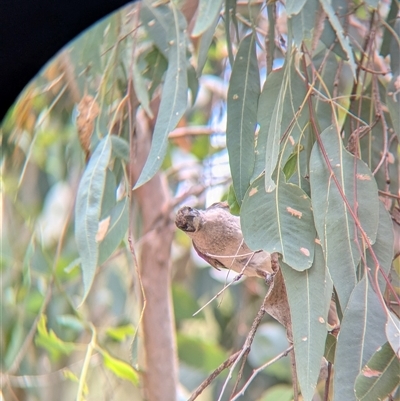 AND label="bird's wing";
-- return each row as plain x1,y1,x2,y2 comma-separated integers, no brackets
193,241,224,271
